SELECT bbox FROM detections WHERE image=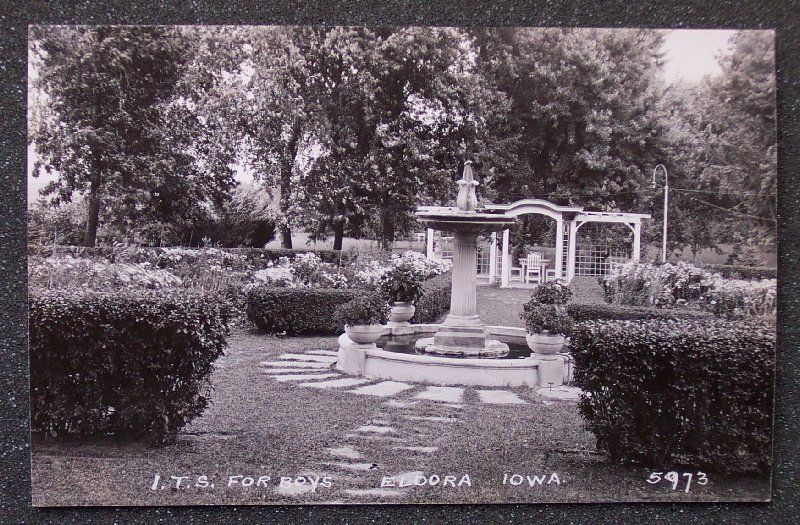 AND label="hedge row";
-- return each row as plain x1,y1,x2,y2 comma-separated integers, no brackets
701,264,776,280
571,318,774,473
566,302,713,322
245,286,363,335
245,272,453,334
29,290,230,444
411,272,452,323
